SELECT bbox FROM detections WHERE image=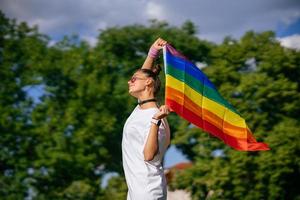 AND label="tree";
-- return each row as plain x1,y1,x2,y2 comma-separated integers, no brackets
0,11,49,199
4,10,297,199
0,12,212,198
170,31,300,199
